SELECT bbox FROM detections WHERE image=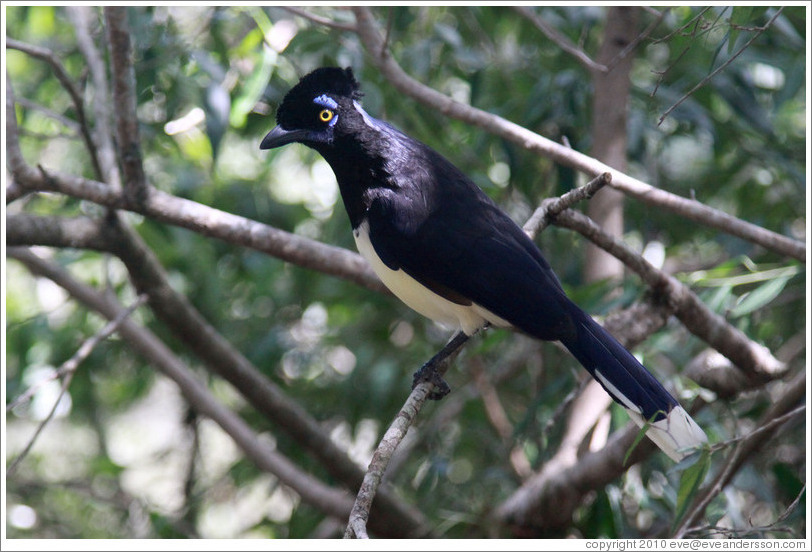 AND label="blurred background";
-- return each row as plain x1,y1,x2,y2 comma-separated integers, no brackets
4,5,807,539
